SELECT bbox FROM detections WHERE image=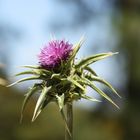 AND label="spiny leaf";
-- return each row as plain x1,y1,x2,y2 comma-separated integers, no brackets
7,76,40,87
85,75,121,98
56,94,65,110
72,36,84,57
21,65,40,69
81,78,119,109
81,94,101,102
73,92,100,102
91,84,119,109
91,85,119,109
21,65,52,75
68,36,84,63
67,77,85,91
19,66,51,74
33,69,52,75
40,97,52,110
71,92,80,98
20,84,41,123
32,86,52,121
15,70,36,76
76,52,118,68
84,66,98,76
15,69,51,78
51,73,61,79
